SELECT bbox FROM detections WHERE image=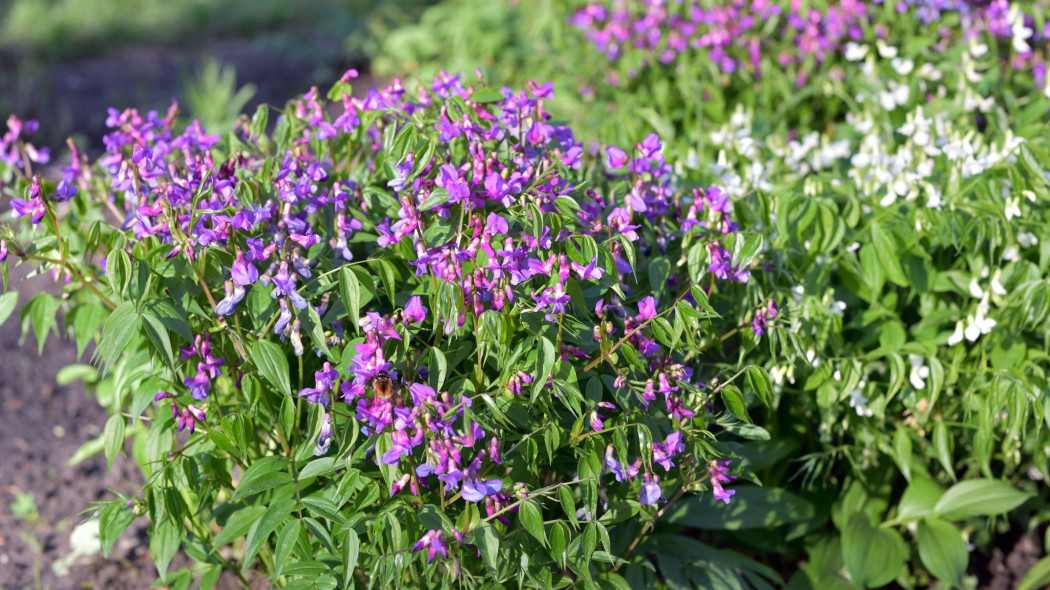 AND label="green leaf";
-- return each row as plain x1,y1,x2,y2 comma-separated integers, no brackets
549,522,568,568
243,497,297,569
933,479,1032,519
897,477,945,522
871,223,908,287
22,292,61,354
420,187,451,211
339,267,361,333
841,513,907,588
917,518,967,588
299,456,337,481
231,457,292,502
71,303,107,358
273,521,300,578
67,433,105,466
142,298,193,341
664,486,814,530
746,366,773,406
343,528,360,577
1017,555,1050,590
475,522,499,574
559,486,579,528
252,340,291,396
150,517,181,579
95,301,141,369
103,414,125,471
98,502,134,557
519,500,546,547
0,290,17,328
107,249,132,300
213,505,267,548
722,387,751,423
297,304,335,361
932,422,955,480
533,336,556,400
471,88,505,103
893,429,912,482
141,311,175,373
